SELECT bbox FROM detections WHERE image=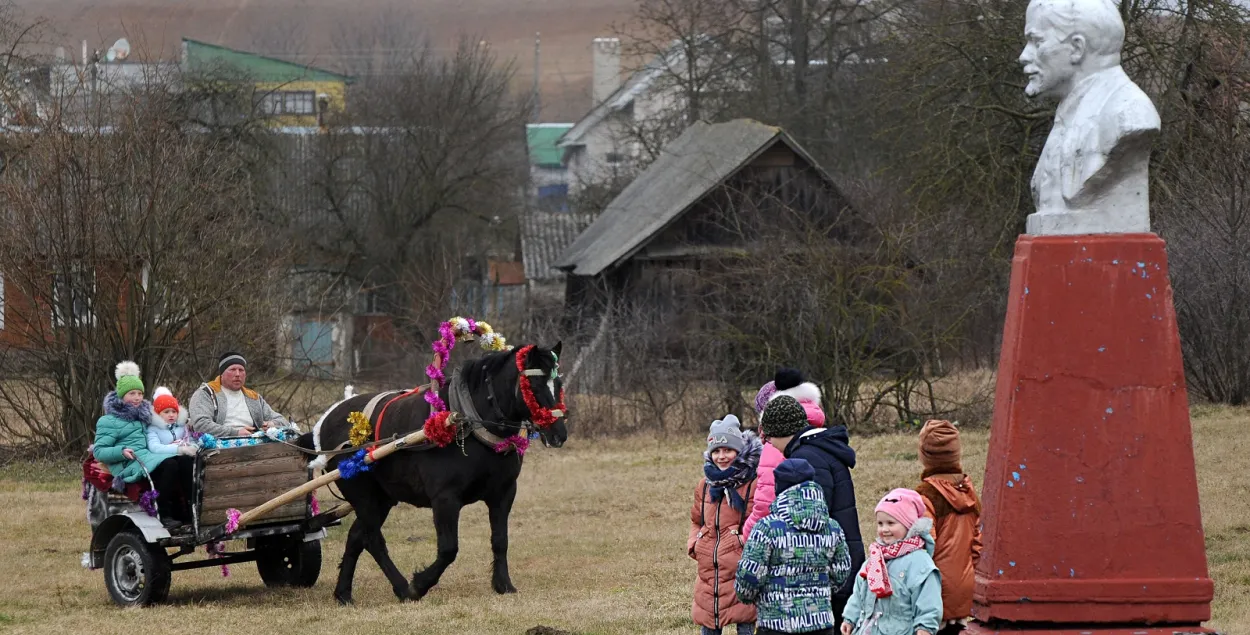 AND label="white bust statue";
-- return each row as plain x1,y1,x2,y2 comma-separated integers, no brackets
1020,0,1161,235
